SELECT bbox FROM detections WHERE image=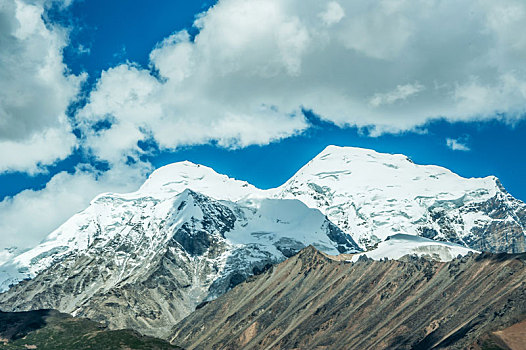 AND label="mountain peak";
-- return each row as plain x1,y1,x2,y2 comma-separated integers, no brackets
140,161,218,190
137,161,260,201
317,145,410,162
283,145,500,198
293,245,336,270
1,145,524,340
